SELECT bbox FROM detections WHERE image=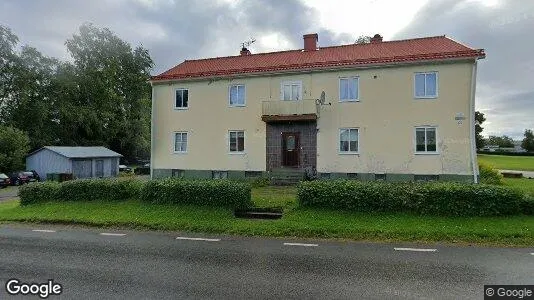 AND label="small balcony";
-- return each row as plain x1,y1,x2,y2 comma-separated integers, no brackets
261,99,318,122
